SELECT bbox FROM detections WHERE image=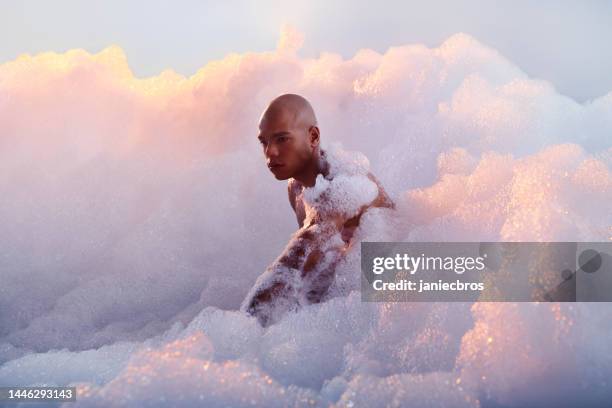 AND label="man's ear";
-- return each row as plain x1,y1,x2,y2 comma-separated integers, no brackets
309,126,320,147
